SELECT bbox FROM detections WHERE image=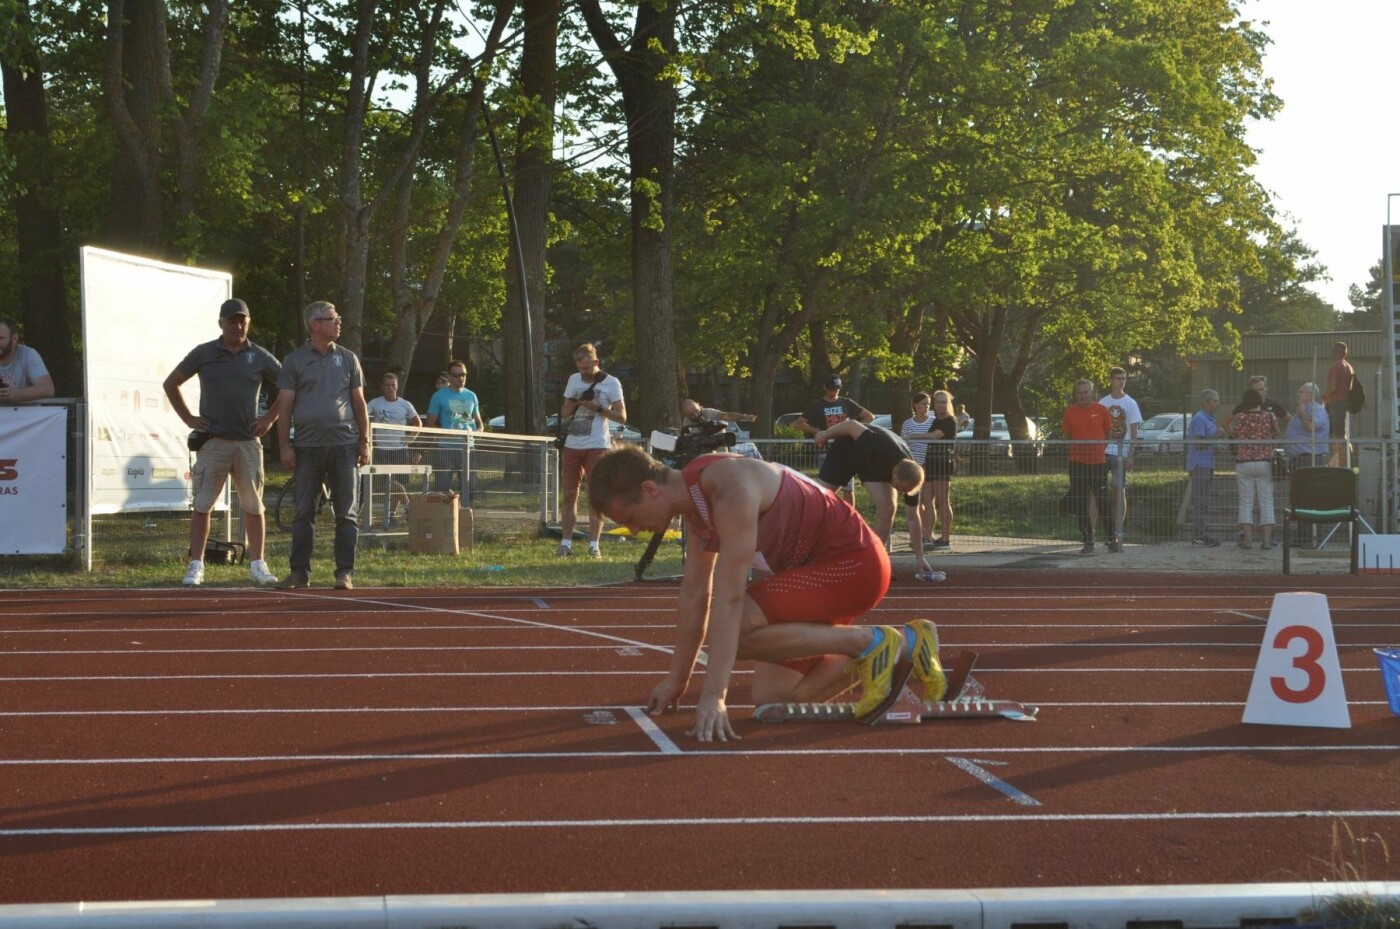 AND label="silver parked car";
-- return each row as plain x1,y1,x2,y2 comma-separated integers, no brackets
1137,412,1186,454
